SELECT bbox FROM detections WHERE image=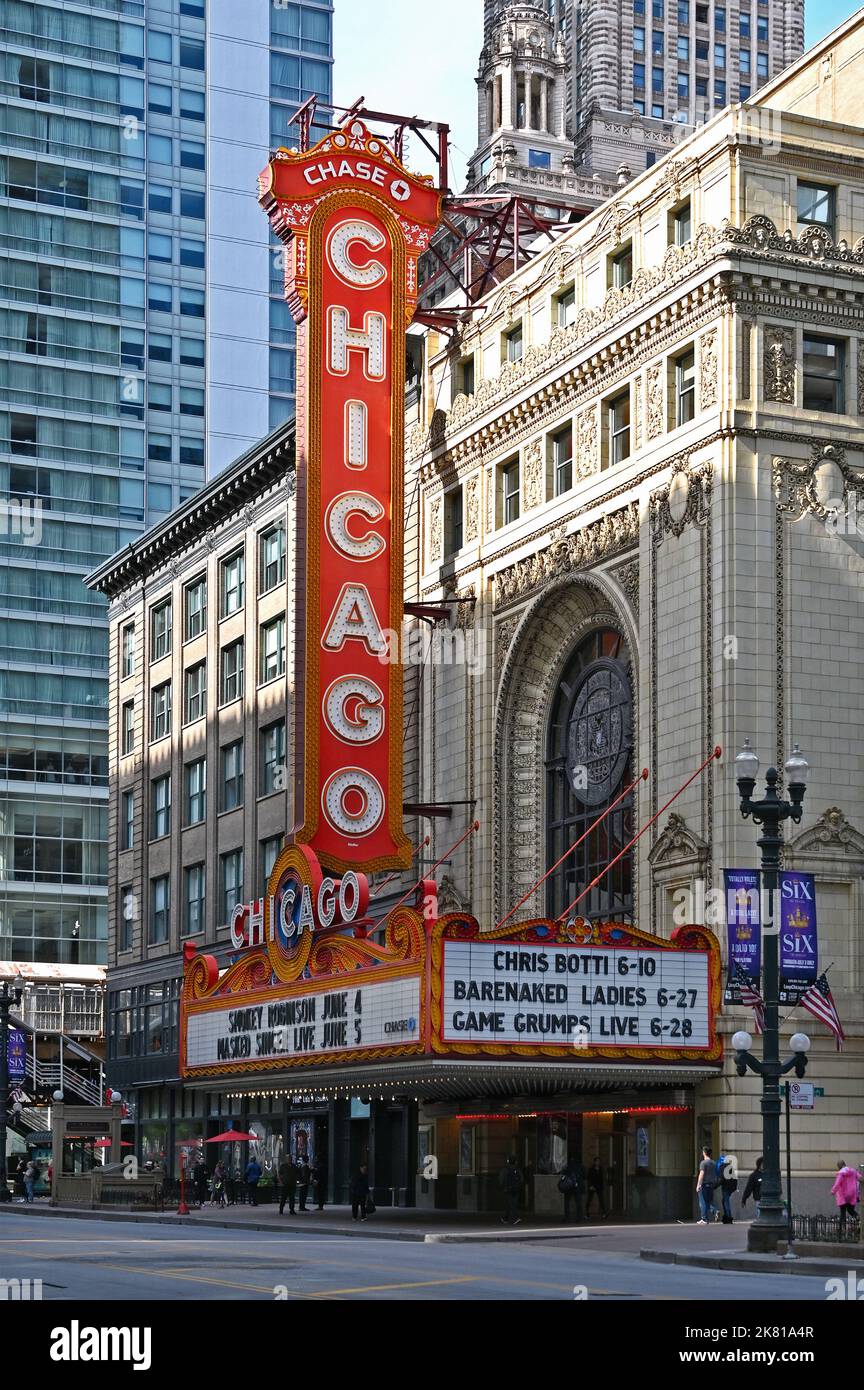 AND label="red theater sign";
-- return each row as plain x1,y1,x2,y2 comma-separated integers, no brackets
259,121,442,873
